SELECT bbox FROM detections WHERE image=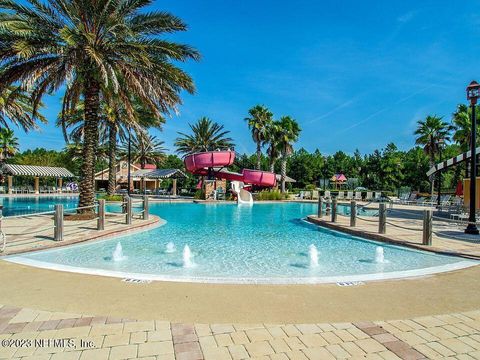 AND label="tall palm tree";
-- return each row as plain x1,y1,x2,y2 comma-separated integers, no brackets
119,133,167,169
414,115,452,194
277,116,301,193
0,128,19,162
452,104,480,151
265,121,282,173
175,117,234,156
58,96,164,195
0,0,199,212
0,86,46,131
245,105,273,170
